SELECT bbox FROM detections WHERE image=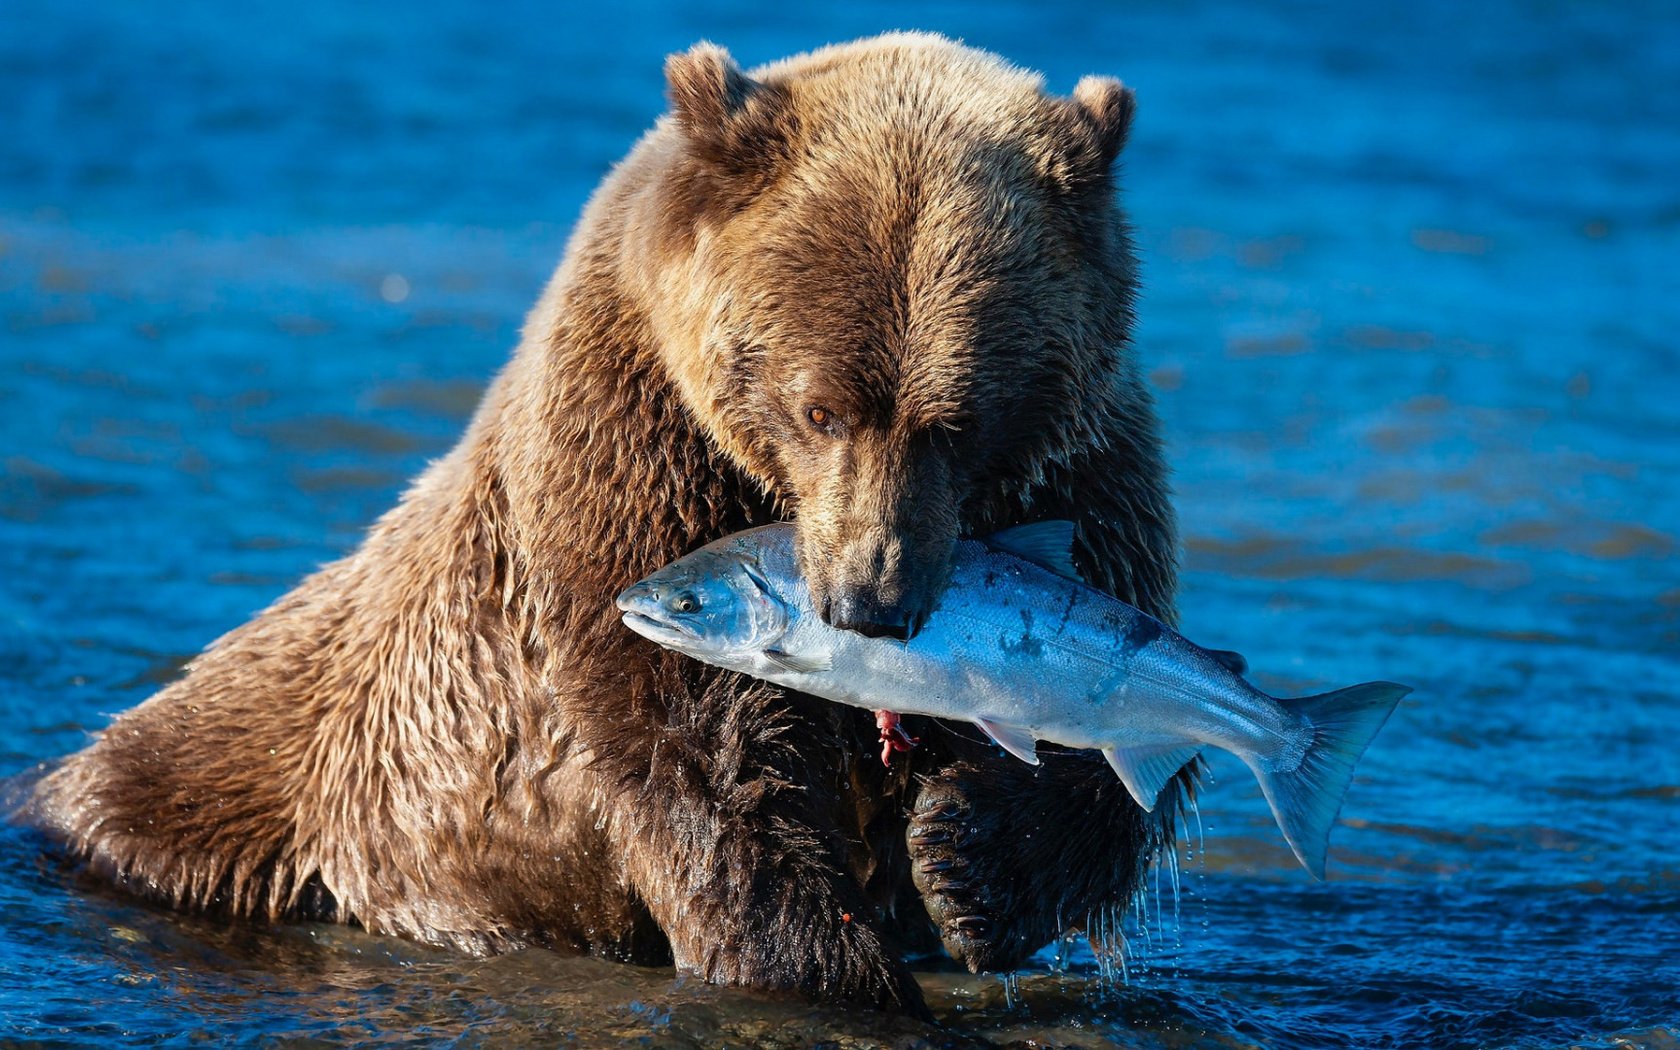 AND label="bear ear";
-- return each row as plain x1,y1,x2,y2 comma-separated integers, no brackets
664,42,791,177
665,42,754,136
1069,75,1136,170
